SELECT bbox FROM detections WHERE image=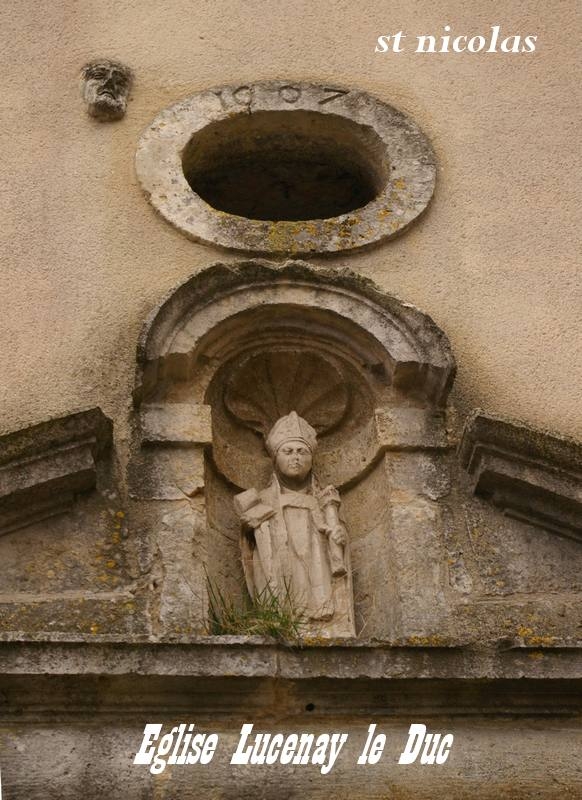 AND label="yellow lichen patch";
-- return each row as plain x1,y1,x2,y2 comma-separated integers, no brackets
115,510,125,519
525,634,557,647
298,635,332,647
405,634,449,647
90,623,100,634
517,625,534,638
516,625,557,647
393,177,407,190
265,221,303,254
106,559,117,569
336,216,358,240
